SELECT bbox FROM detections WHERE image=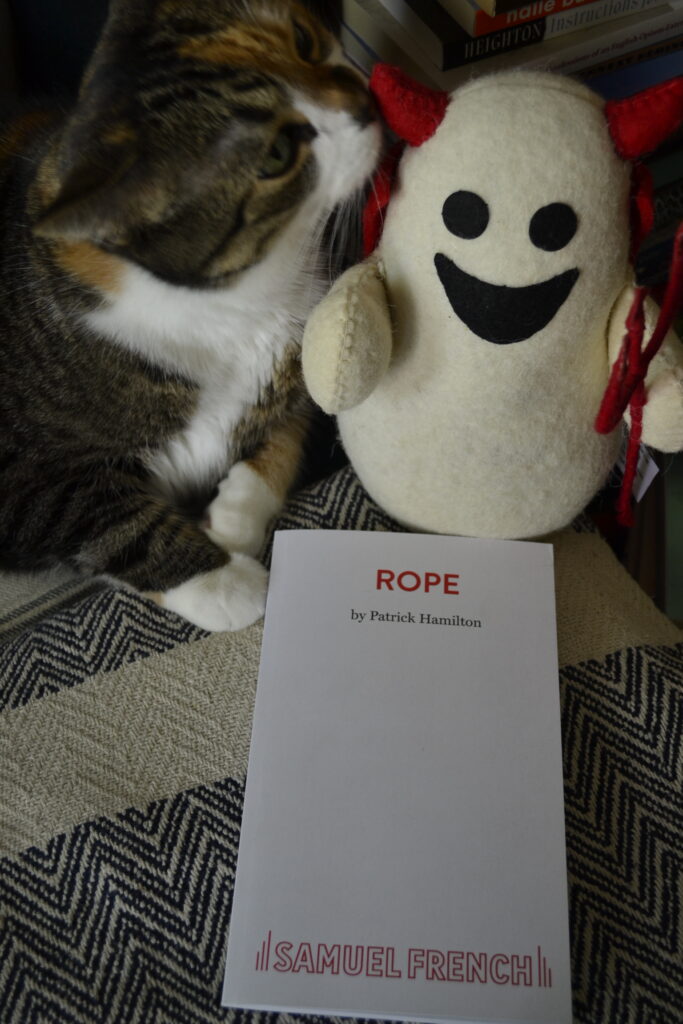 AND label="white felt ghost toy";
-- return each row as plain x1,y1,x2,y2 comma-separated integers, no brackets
302,67,683,538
